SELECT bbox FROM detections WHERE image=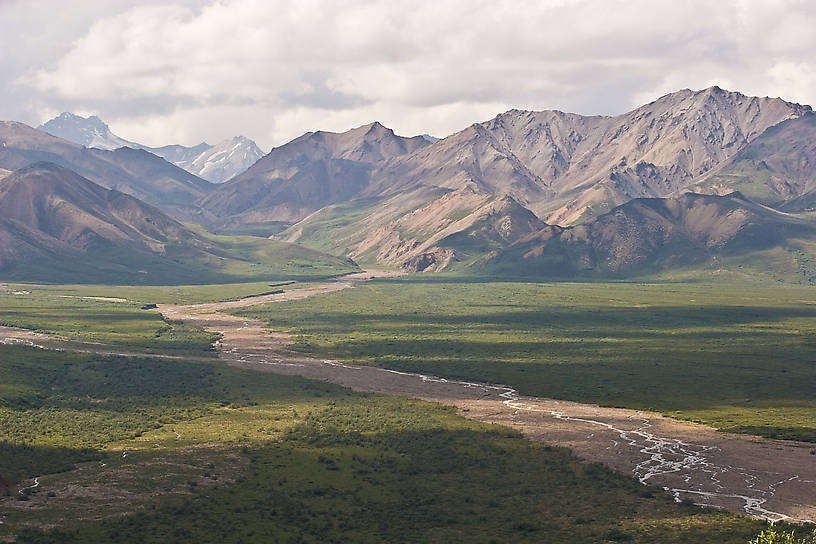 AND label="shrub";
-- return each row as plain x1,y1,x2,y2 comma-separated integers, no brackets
749,523,816,544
